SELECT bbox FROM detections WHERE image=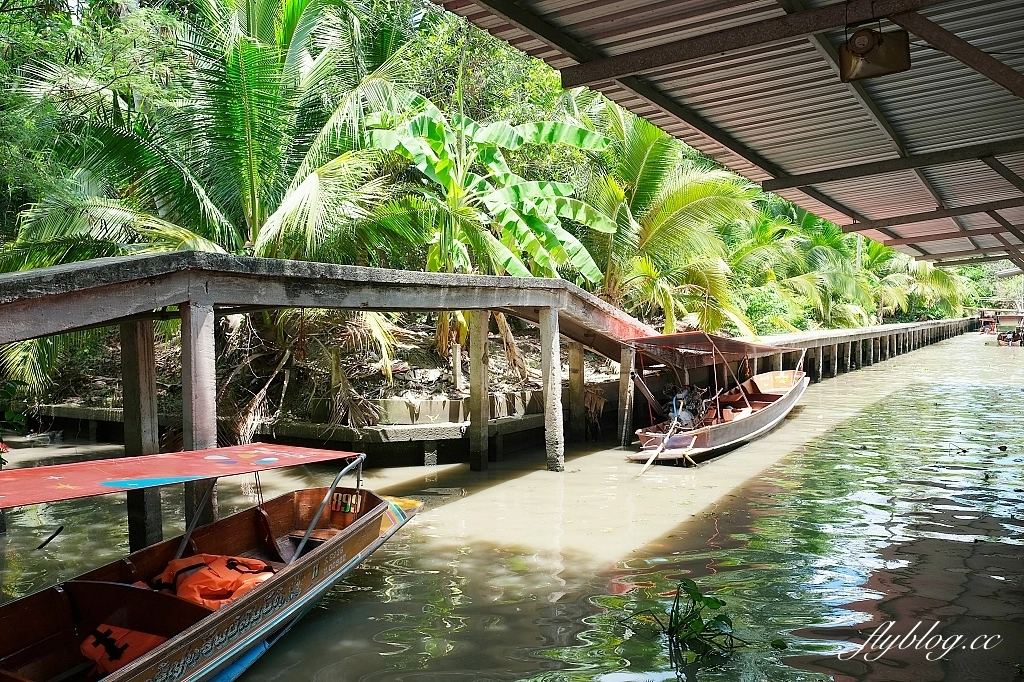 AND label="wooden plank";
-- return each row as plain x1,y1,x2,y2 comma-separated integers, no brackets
121,320,163,551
